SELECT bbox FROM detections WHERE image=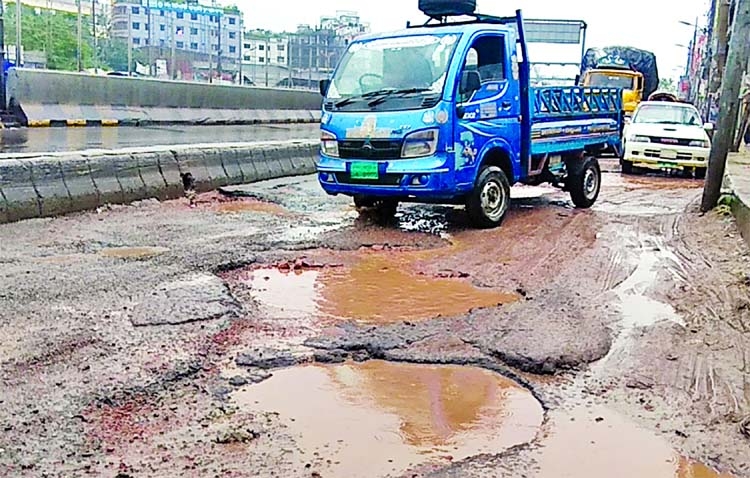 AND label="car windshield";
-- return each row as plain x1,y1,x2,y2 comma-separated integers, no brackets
588,73,635,89
633,104,702,126
326,33,460,99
